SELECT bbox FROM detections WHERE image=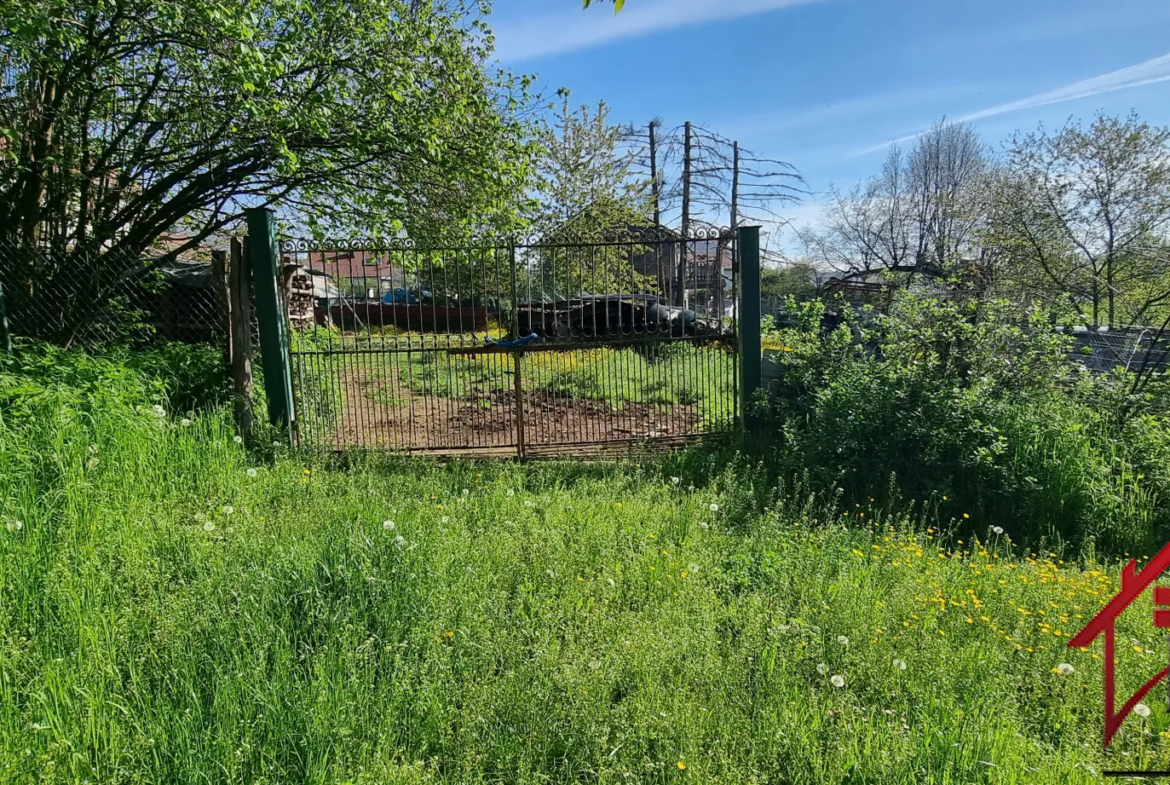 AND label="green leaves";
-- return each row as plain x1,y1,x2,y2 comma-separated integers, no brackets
1,0,537,256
